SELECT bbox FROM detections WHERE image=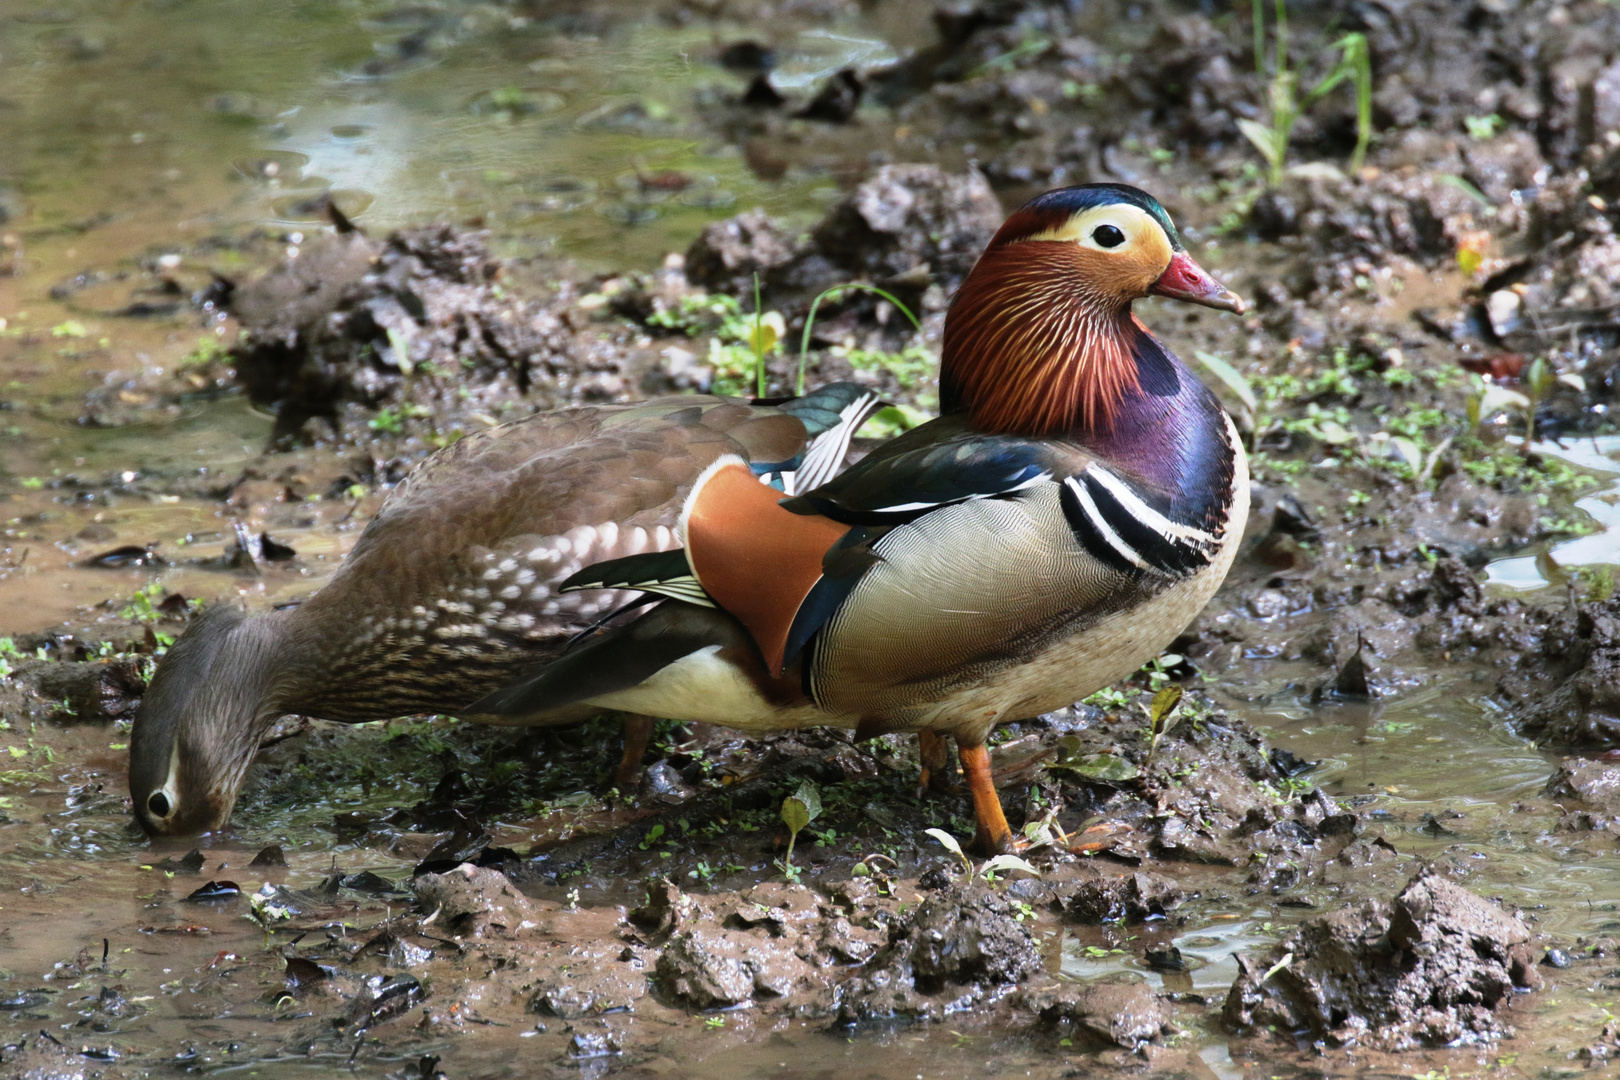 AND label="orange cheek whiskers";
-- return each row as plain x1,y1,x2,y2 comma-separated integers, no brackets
941,247,1142,437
